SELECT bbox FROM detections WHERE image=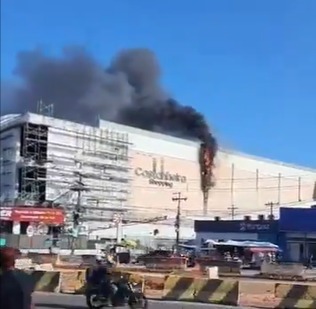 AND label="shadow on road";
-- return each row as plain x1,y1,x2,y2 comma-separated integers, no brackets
35,303,86,309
